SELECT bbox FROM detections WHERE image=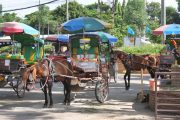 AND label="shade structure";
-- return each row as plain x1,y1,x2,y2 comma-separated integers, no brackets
71,31,118,44
153,24,180,35
60,17,112,34
92,32,118,44
12,34,44,45
0,22,39,36
45,34,69,43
